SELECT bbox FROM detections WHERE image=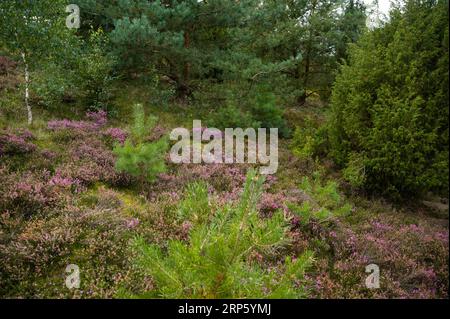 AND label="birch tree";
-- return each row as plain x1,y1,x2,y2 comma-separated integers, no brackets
0,0,71,125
